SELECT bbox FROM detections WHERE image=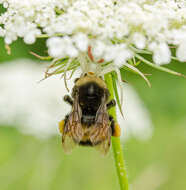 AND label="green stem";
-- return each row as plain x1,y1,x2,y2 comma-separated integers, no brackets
104,73,129,190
